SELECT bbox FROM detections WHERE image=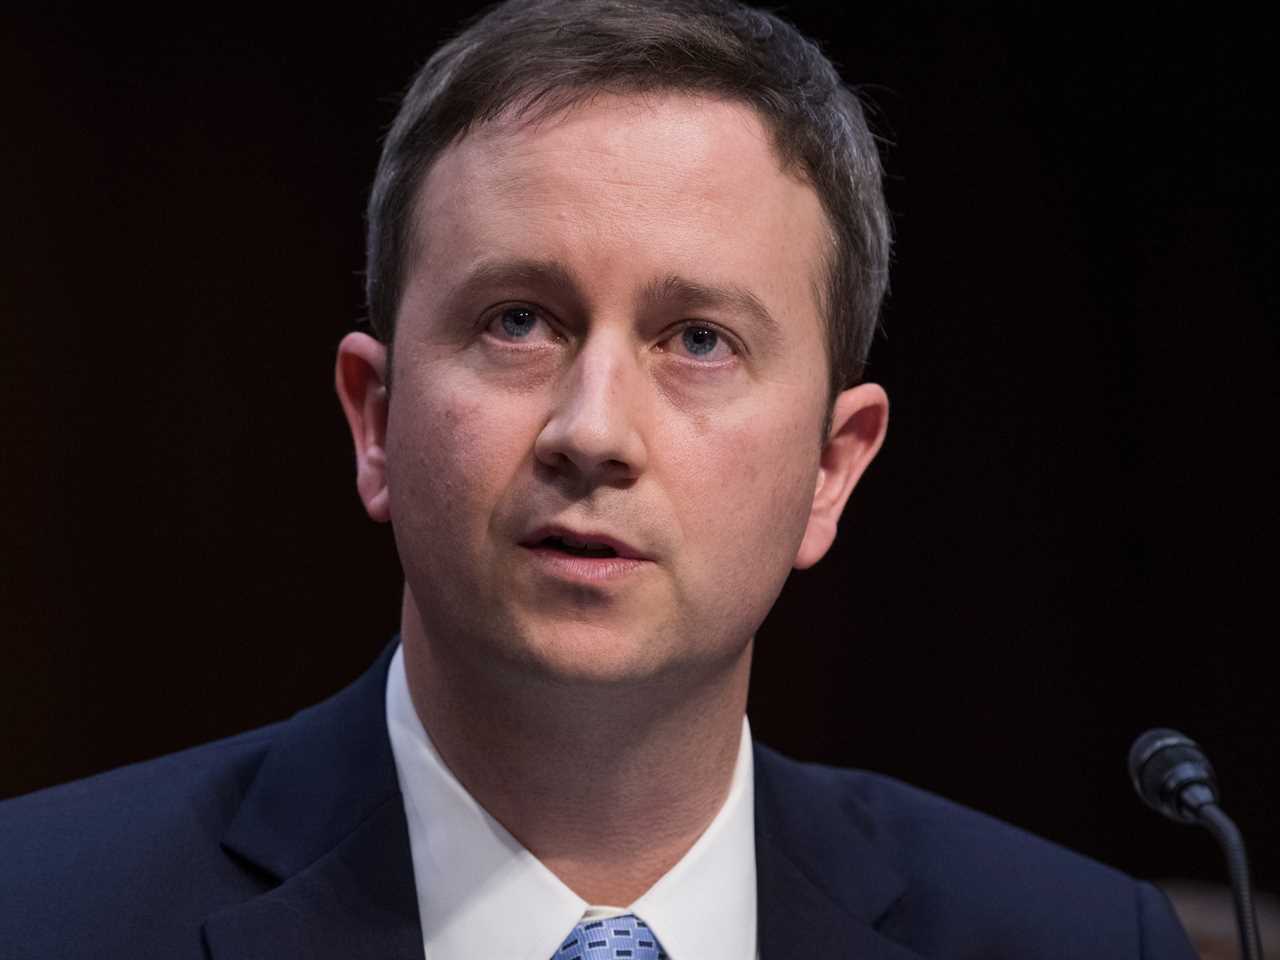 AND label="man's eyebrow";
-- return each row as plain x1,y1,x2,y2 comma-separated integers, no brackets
639,274,782,346
447,258,582,304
